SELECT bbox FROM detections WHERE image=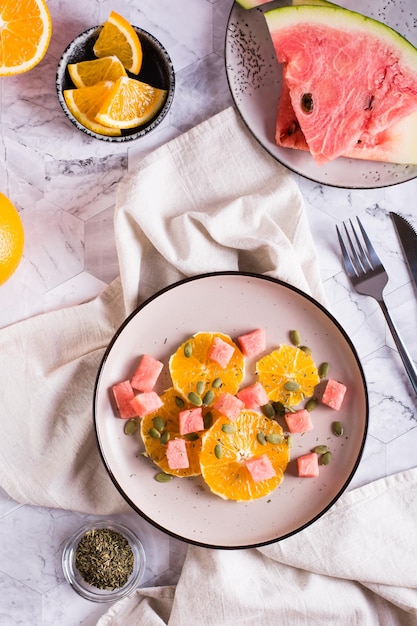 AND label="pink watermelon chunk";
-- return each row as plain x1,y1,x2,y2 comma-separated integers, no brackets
166,438,189,470
130,391,163,418
321,379,347,410
111,380,137,419
178,407,204,436
213,392,244,422
237,328,266,358
265,5,417,164
285,408,314,433
131,354,164,392
208,337,235,369
245,454,276,482
237,382,269,409
297,452,319,478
